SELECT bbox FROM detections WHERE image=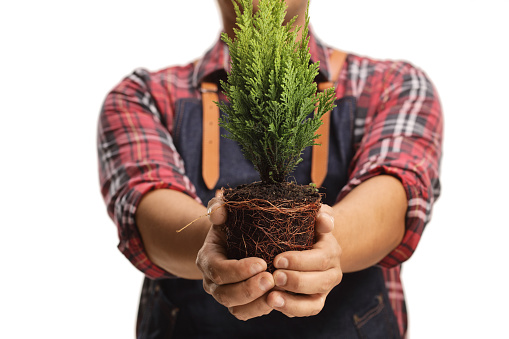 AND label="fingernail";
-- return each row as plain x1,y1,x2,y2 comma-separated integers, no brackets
319,212,334,225
275,257,288,269
273,295,285,308
275,272,287,287
250,263,264,275
259,277,273,292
